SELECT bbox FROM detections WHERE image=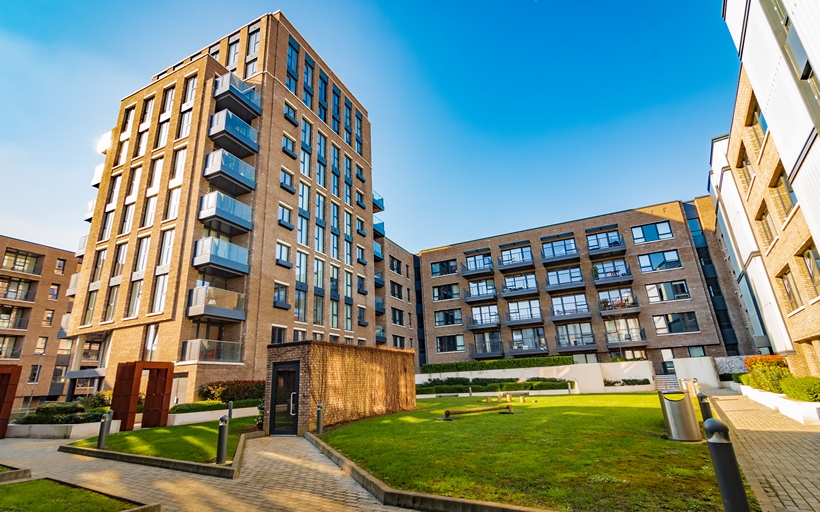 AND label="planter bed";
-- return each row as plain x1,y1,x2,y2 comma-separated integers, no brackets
6,420,121,439
738,384,820,425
